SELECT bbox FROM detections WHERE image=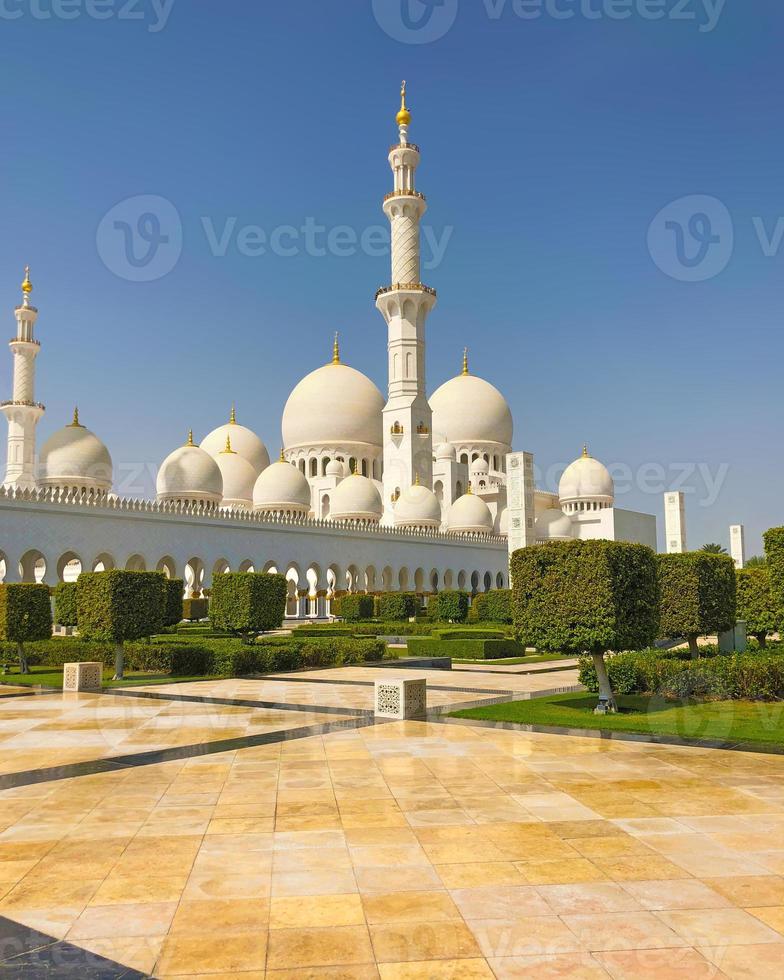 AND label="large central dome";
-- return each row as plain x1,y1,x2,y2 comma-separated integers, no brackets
282,346,384,452
430,357,513,449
